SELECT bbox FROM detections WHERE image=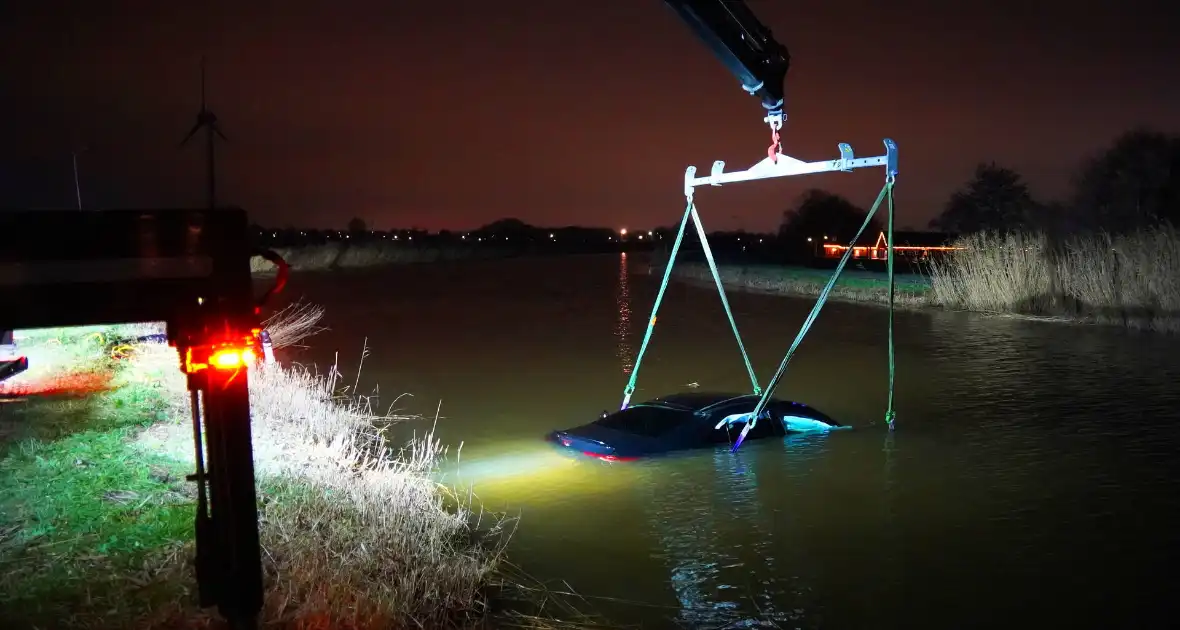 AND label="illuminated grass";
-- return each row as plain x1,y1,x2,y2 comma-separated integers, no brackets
0,322,529,629
1,330,198,627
